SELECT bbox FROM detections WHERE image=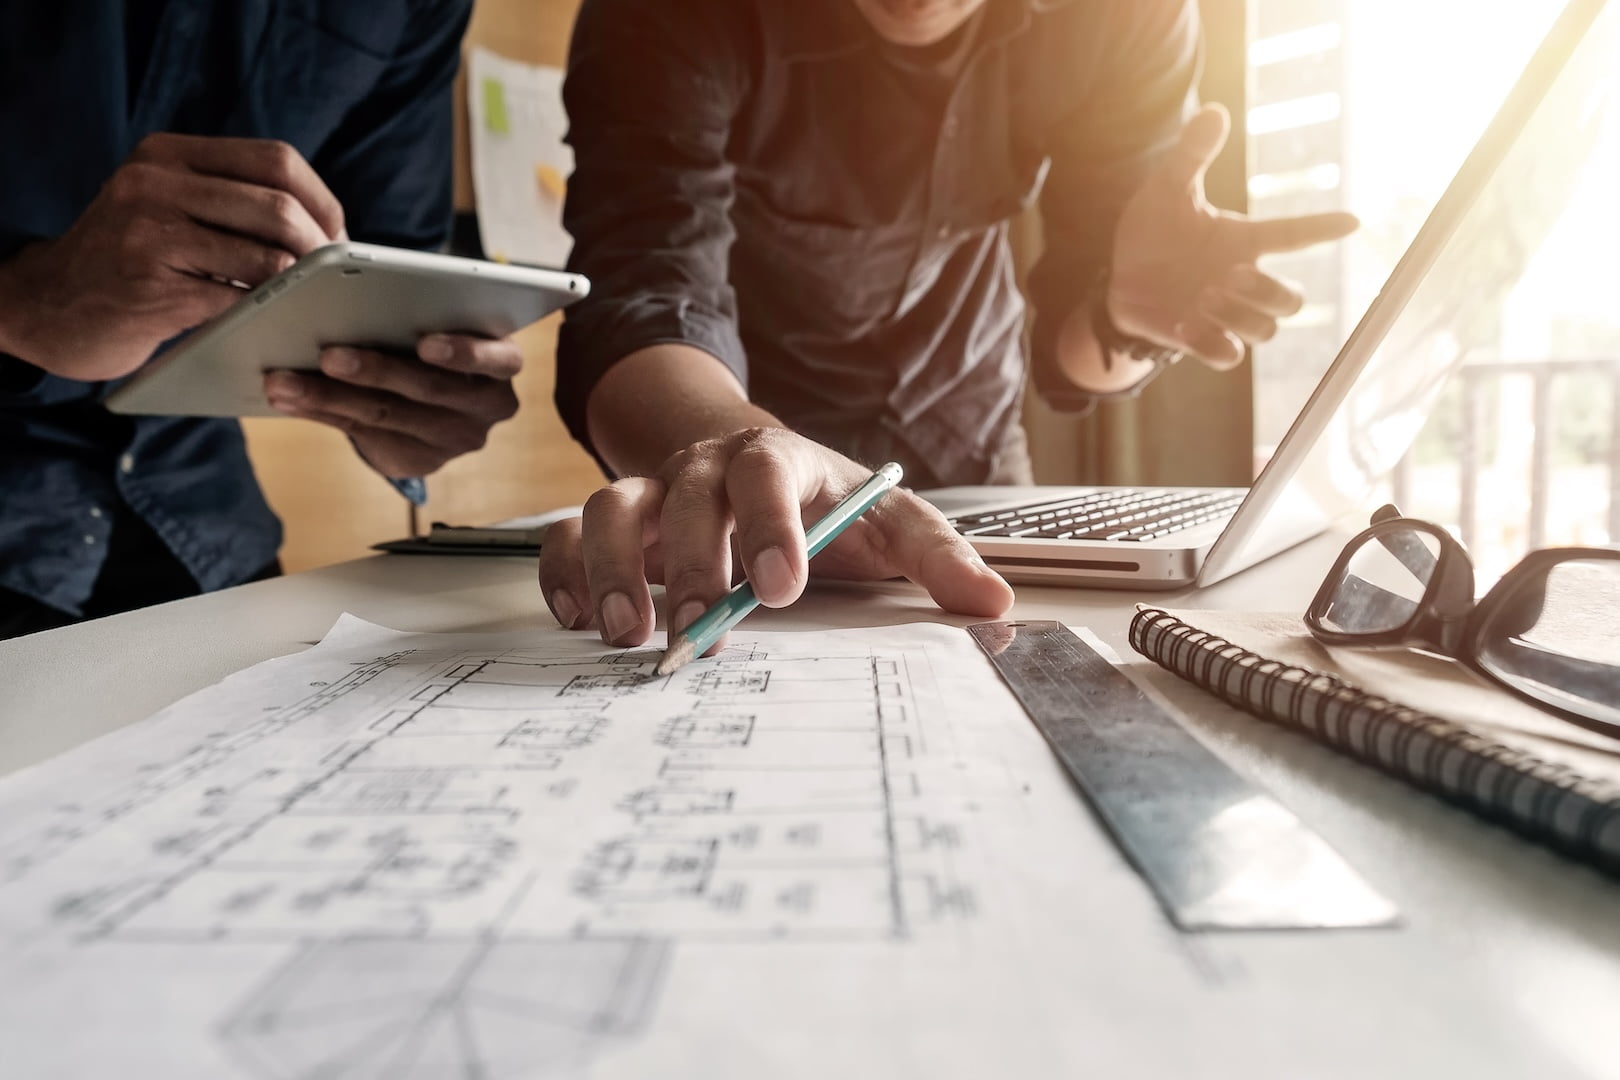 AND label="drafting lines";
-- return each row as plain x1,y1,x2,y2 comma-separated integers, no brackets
0,650,420,887
3,633,974,1079
555,647,971,941
47,646,653,942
